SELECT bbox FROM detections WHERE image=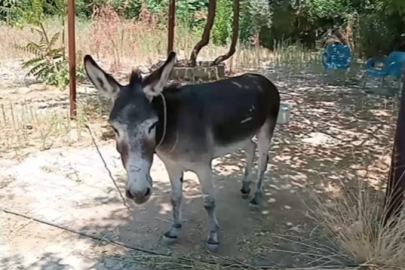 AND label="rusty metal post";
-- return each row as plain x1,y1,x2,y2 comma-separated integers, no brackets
168,0,175,54
68,0,77,119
